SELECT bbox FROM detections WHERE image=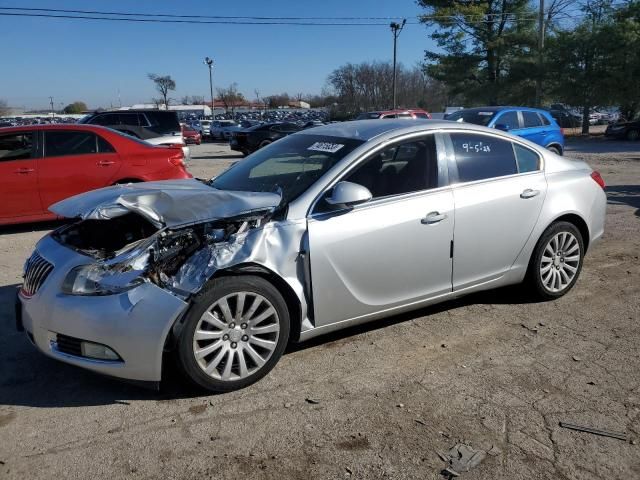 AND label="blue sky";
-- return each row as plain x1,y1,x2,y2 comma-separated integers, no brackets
1,0,435,110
